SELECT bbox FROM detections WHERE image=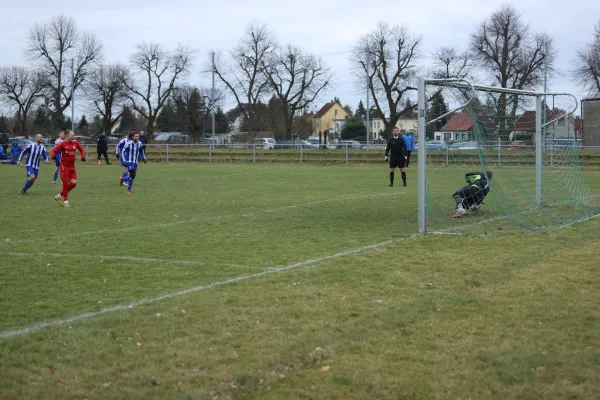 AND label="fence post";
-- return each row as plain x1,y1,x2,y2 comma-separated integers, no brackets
497,137,501,167
166,144,169,163
300,144,303,165
345,144,349,164
85,145,88,157
253,144,256,164
445,146,449,166
209,143,212,163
